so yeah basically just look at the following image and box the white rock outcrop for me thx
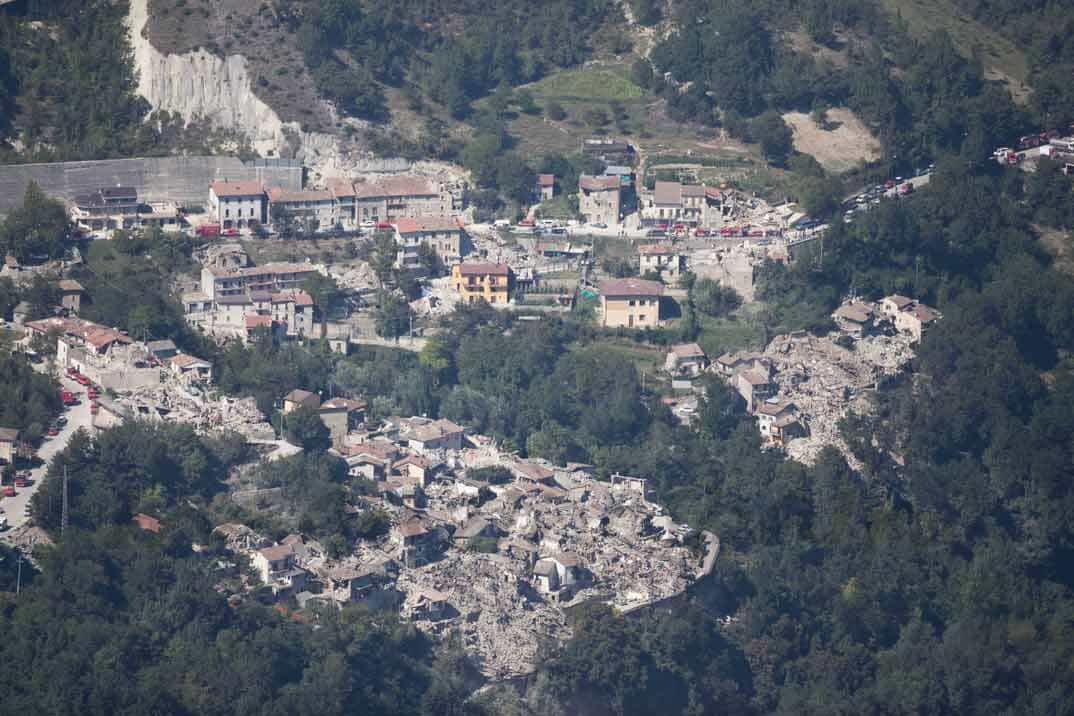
[125,0,344,170]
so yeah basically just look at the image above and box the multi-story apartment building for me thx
[326,177,357,229]
[353,175,455,225]
[200,261,318,300]
[638,181,728,227]
[451,263,513,305]
[599,278,664,328]
[267,187,338,231]
[392,216,469,269]
[209,181,266,229]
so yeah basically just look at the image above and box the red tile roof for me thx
[211,181,264,198]
[537,173,555,187]
[600,278,664,298]
[169,353,210,369]
[25,317,132,350]
[244,315,274,330]
[133,513,162,533]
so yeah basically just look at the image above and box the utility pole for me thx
[15,554,22,595]
[61,465,69,535]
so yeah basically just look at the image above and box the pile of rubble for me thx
[764,331,916,465]
[117,381,274,441]
[367,472,698,679]
[329,262,379,292]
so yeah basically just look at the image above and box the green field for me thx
[527,67,645,102]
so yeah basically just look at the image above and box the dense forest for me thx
[646,0,1044,172]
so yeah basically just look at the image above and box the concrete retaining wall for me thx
[0,156,302,214]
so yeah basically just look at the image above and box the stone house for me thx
[833,302,875,336]
[578,175,622,225]
[0,427,18,464]
[664,342,708,376]
[638,243,686,282]
[318,398,365,444]
[735,367,775,413]
[536,174,555,202]
[282,388,320,414]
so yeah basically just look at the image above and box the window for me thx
[225,208,230,218]
[628,299,636,306]
[639,314,647,321]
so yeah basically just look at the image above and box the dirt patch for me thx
[785,30,851,69]
[783,108,881,173]
[1036,224,1074,276]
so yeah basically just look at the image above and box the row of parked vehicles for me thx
[645,223,784,239]
[0,368,91,519]
[65,367,100,417]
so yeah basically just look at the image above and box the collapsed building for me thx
[210,412,716,681]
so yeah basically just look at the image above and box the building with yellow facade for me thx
[452,263,514,305]
[599,278,664,328]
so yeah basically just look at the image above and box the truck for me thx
[196,224,220,237]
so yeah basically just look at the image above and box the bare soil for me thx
[1036,224,1074,276]
[783,108,882,174]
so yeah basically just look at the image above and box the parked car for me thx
[591,222,607,229]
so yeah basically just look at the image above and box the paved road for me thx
[1,374,94,530]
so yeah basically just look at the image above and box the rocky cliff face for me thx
[126,0,344,173]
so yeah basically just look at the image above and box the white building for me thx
[209,181,266,229]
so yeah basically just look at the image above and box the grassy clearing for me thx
[527,67,645,102]
[586,339,667,376]
[696,315,767,358]
[535,195,579,220]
